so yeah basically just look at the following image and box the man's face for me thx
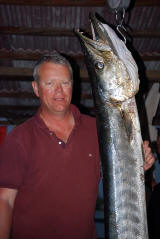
[32,62,73,115]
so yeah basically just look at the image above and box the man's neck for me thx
[40,108,72,124]
[40,108,75,142]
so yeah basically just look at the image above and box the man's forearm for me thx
[0,199,13,239]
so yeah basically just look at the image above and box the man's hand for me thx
[143,140,155,171]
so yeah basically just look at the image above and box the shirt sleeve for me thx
[0,134,27,189]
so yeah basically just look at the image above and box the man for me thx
[0,53,155,239]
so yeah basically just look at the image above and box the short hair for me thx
[33,52,73,83]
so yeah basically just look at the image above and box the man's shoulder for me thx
[7,115,37,140]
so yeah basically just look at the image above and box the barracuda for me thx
[75,14,148,239]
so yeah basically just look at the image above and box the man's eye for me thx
[46,82,52,86]
[62,81,70,86]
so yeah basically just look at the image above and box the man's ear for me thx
[32,81,39,98]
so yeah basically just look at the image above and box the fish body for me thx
[76,15,148,239]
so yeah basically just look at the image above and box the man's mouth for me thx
[54,98,64,101]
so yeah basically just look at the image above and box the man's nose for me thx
[55,83,63,92]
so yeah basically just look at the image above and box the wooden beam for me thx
[0,49,84,61]
[130,30,160,38]
[0,67,159,81]
[0,49,160,62]
[0,26,160,38]
[0,27,75,37]
[0,67,33,77]
[0,92,36,98]
[146,70,160,81]
[135,0,160,6]
[141,55,160,61]
[0,76,33,81]
[0,0,159,6]
[0,0,104,6]
[0,49,48,61]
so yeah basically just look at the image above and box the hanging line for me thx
[115,7,127,44]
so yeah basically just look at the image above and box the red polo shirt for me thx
[0,104,100,239]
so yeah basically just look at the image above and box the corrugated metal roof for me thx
[0,5,159,55]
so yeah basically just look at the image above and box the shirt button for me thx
[49,132,53,135]
[59,141,62,145]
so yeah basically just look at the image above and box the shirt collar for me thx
[34,104,81,130]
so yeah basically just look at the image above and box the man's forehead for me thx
[40,61,68,68]
[38,62,71,74]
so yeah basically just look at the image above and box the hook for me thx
[117,24,127,44]
[115,8,127,44]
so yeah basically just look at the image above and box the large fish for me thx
[75,14,148,239]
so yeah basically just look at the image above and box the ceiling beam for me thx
[0,92,36,98]
[0,67,33,77]
[141,55,160,61]
[0,0,159,6]
[0,49,84,61]
[0,27,75,37]
[0,105,38,111]
[0,67,159,82]
[131,30,160,38]
[0,49,160,62]
[146,70,160,81]
[0,27,160,38]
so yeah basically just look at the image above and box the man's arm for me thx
[0,188,18,239]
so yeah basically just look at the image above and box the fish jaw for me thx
[75,15,139,103]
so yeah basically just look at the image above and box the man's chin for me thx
[51,104,70,114]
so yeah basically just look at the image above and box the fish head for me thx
[75,14,139,103]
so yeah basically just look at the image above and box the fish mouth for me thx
[75,14,112,54]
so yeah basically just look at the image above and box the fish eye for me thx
[95,61,104,70]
